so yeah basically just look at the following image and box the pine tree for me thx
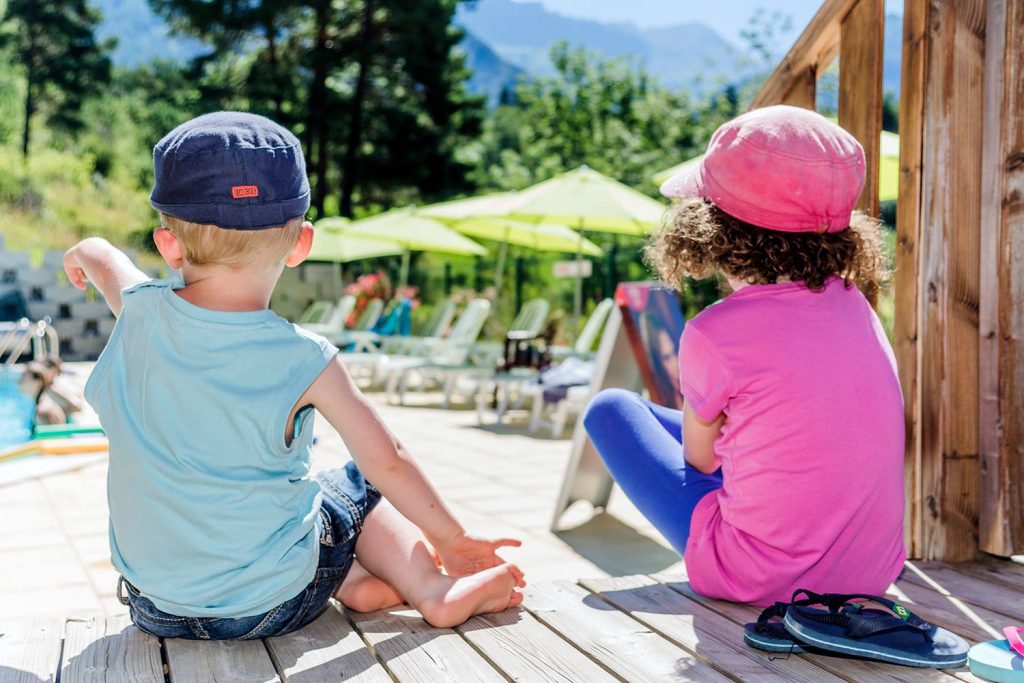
[0,0,113,158]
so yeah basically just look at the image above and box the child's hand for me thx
[62,245,90,290]
[435,533,522,577]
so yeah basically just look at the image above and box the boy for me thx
[64,112,524,639]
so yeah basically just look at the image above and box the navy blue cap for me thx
[150,111,311,230]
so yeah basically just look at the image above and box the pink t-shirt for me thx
[679,277,906,606]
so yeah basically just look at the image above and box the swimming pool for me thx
[0,367,35,449]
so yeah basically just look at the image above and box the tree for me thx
[470,43,732,193]
[0,0,113,158]
[150,0,483,218]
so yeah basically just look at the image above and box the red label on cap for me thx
[231,185,259,199]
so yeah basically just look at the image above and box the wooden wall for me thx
[979,0,1024,557]
[897,0,1024,560]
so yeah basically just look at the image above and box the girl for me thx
[584,105,905,606]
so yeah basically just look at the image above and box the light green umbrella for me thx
[654,129,901,202]
[342,208,488,287]
[310,217,405,263]
[463,166,667,335]
[422,194,603,294]
[309,217,405,297]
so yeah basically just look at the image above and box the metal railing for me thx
[0,318,59,366]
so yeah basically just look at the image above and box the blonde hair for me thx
[160,214,303,268]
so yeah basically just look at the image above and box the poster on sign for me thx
[551,282,687,529]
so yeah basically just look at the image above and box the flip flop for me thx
[783,590,970,669]
[744,602,806,653]
[968,627,1024,682]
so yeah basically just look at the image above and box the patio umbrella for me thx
[341,208,488,287]
[422,194,603,294]
[653,129,901,202]
[309,217,405,297]
[460,166,666,334]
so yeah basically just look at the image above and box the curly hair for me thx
[645,200,889,298]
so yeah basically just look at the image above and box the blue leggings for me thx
[582,388,723,554]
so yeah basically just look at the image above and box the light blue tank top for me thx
[84,279,337,617]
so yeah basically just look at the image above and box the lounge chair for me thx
[338,298,458,384]
[298,295,356,337]
[334,298,384,348]
[379,299,492,405]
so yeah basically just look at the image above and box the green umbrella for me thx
[309,217,405,263]
[422,194,604,294]
[653,129,901,202]
[342,208,488,287]
[462,166,666,335]
[309,217,405,298]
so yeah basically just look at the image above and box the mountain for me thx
[458,32,524,103]
[456,0,744,90]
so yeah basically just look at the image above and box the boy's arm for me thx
[303,357,520,575]
[63,238,149,317]
[682,402,725,474]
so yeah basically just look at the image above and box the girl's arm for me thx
[683,403,725,474]
[303,357,520,575]
[63,238,149,317]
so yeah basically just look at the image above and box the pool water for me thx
[0,367,35,449]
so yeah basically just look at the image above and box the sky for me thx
[511,0,904,42]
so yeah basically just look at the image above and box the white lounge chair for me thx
[299,295,356,337]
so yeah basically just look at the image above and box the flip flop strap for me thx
[789,591,936,643]
[1005,626,1024,657]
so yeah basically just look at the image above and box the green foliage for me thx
[469,43,738,195]
[0,0,113,156]
[150,0,484,218]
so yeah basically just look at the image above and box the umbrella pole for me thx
[493,238,509,302]
[333,262,342,299]
[398,250,411,289]
[572,227,584,341]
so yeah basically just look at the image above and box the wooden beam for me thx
[916,0,986,561]
[780,66,818,110]
[838,0,885,216]
[895,0,927,558]
[749,0,858,110]
[979,0,1024,557]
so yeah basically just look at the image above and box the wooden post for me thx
[978,0,1024,557]
[838,0,884,216]
[895,0,927,560]
[915,0,986,560]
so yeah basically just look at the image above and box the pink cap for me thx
[660,105,866,233]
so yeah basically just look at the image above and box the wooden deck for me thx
[3,559,1021,682]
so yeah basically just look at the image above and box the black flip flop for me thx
[783,590,970,669]
[744,602,807,653]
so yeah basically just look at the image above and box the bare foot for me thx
[336,562,405,613]
[417,563,525,629]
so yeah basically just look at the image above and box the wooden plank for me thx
[838,0,885,216]
[978,0,1024,557]
[264,605,390,683]
[654,575,964,683]
[894,0,928,559]
[61,615,163,683]
[522,580,732,682]
[749,0,857,109]
[901,561,1024,622]
[886,575,1003,644]
[165,638,281,683]
[933,559,1024,591]
[0,620,63,683]
[580,575,842,683]
[780,67,818,110]
[455,606,619,683]
[349,607,505,683]
[916,0,986,561]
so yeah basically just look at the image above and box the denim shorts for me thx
[121,462,381,640]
